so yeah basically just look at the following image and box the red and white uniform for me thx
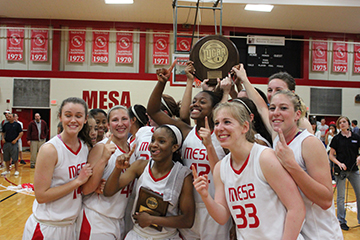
[126,126,155,235]
[23,135,89,240]
[78,137,135,240]
[129,126,155,161]
[221,143,302,240]
[125,160,185,240]
[273,130,343,240]
[179,127,231,240]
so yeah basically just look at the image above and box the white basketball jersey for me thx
[32,135,89,223]
[273,130,343,240]
[132,160,181,238]
[254,133,271,147]
[181,126,226,203]
[129,126,155,161]
[83,137,135,219]
[221,143,287,239]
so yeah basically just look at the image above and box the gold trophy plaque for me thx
[190,35,239,85]
[135,186,169,231]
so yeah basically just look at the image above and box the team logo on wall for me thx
[95,36,107,48]
[71,36,84,48]
[10,33,21,46]
[34,34,46,47]
[155,38,167,51]
[315,46,326,58]
[119,37,130,49]
[356,49,360,59]
[334,46,346,59]
[178,39,190,51]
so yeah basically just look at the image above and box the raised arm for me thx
[260,148,305,240]
[198,117,220,173]
[193,163,231,225]
[276,129,333,210]
[179,61,195,125]
[103,146,147,196]
[325,131,330,146]
[220,75,233,103]
[34,144,92,204]
[234,74,243,93]
[232,64,274,138]
[82,137,116,195]
[147,60,192,137]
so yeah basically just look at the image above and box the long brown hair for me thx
[58,97,92,147]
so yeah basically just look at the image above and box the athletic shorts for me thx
[76,206,125,240]
[22,214,76,240]
[179,204,232,240]
[3,142,18,162]
[125,228,182,240]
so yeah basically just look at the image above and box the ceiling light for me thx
[245,4,274,12]
[105,0,134,4]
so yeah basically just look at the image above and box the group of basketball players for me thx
[21,60,348,240]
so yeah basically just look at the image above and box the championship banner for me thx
[92,30,109,63]
[68,29,86,62]
[6,26,24,61]
[332,42,347,73]
[30,28,48,62]
[354,44,360,73]
[116,32,133,64]
[312,40,328,71]
[176,36,191,52]
[153,33,170,65]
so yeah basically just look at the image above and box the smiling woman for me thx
[89,108,108,143]
[78,105,133,240]
[269,91,343,239]
[329,116,360,231]
[103,125,195,240]
[146,62,230,240]
[22,97,92,240]
[193,101,305,239]
[87,115,98,146]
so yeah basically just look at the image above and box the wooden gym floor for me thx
[0,151,359,240]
